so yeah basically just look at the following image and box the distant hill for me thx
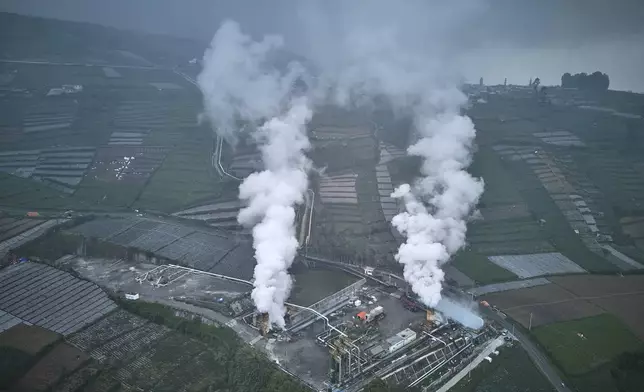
[0,12,203,67]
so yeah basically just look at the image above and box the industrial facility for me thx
[242,272,504,392]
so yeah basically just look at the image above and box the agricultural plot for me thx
[309,106,377,172]
[13,342,89,392]
[0,217,46,242]
[23,97,77,134]
[229,144,262,178]
[135,129,229,212]
[0,219,69,258]
[533,314,643,375]
[0,146,96,194]
[451,251,518,285]
[494,149,615,272]
[465,147,553,259]
[67,309,148,352]
[0,324,60,355]
[0,262,116,335]
[620,217,644,252]
[467,218,554,255]
[488,252,586,278]
[113,100,196,130]
[600,244,644,270]
[533,130,585,147]
[75,145,169,207]
[317,172,363,236]
[492,145,608,255]
[376,142,404,228]
[0,310,24,333]
[468,277,551,296]
[114,333,203,390]
[92,146,168,182]
[51,363,100,392]
[483,283,605,328]
[90,321,171,363]
[483,274,644,339]
[442,265,474,287]
[549,275,644,340]
[68,217,256,280]
[107,129,150,146]
[172,200,242,230]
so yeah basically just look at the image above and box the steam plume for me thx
[198,20,304,144]
[198,20,311,328]
[435,297,484,330]
[391,111,484,309]
[296,2,485,326]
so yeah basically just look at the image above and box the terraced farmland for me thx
[0,217,69,258]
[229,145,262,178]
[309,106,378,172]
[68,217,255,280]
[172,200,242,230]
[0,146,96,194]
[23,97,77,134]
[0,262,116,335]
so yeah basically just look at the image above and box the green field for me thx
[134,130,236,212]
[450,346,554,392]
[452,250,517,285]
[0,346,33,389]
[533,314,643,375]
[505,155,616,273]
[470,147,524,207]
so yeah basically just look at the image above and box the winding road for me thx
[482,307,571,392]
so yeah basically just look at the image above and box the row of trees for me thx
[561,71,610,91]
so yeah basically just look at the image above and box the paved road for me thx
[483,308,571,392]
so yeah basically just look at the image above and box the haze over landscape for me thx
[1,1,644,392]
[3,0,644,92]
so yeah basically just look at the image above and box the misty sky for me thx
[2,0,644,92]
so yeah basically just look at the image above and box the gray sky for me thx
[2,0,644,91]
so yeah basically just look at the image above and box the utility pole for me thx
[529,312,533,331]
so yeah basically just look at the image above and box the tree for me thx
[561,72,572,87]
[561,71,609,90]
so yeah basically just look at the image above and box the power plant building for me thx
[385,328,417,354]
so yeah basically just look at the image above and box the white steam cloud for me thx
[435,297,484,330]
[198,21,311,328]
[296,2,485,327]
[197,3,486,329]
[198,20,304,144]
[391,111,484,309]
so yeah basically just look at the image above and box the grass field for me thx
[450,346,554,392]
[533,314,643,375]
[452,250,518,285]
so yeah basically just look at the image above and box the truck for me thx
[365,306,385,323]
[357,306,386,324]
